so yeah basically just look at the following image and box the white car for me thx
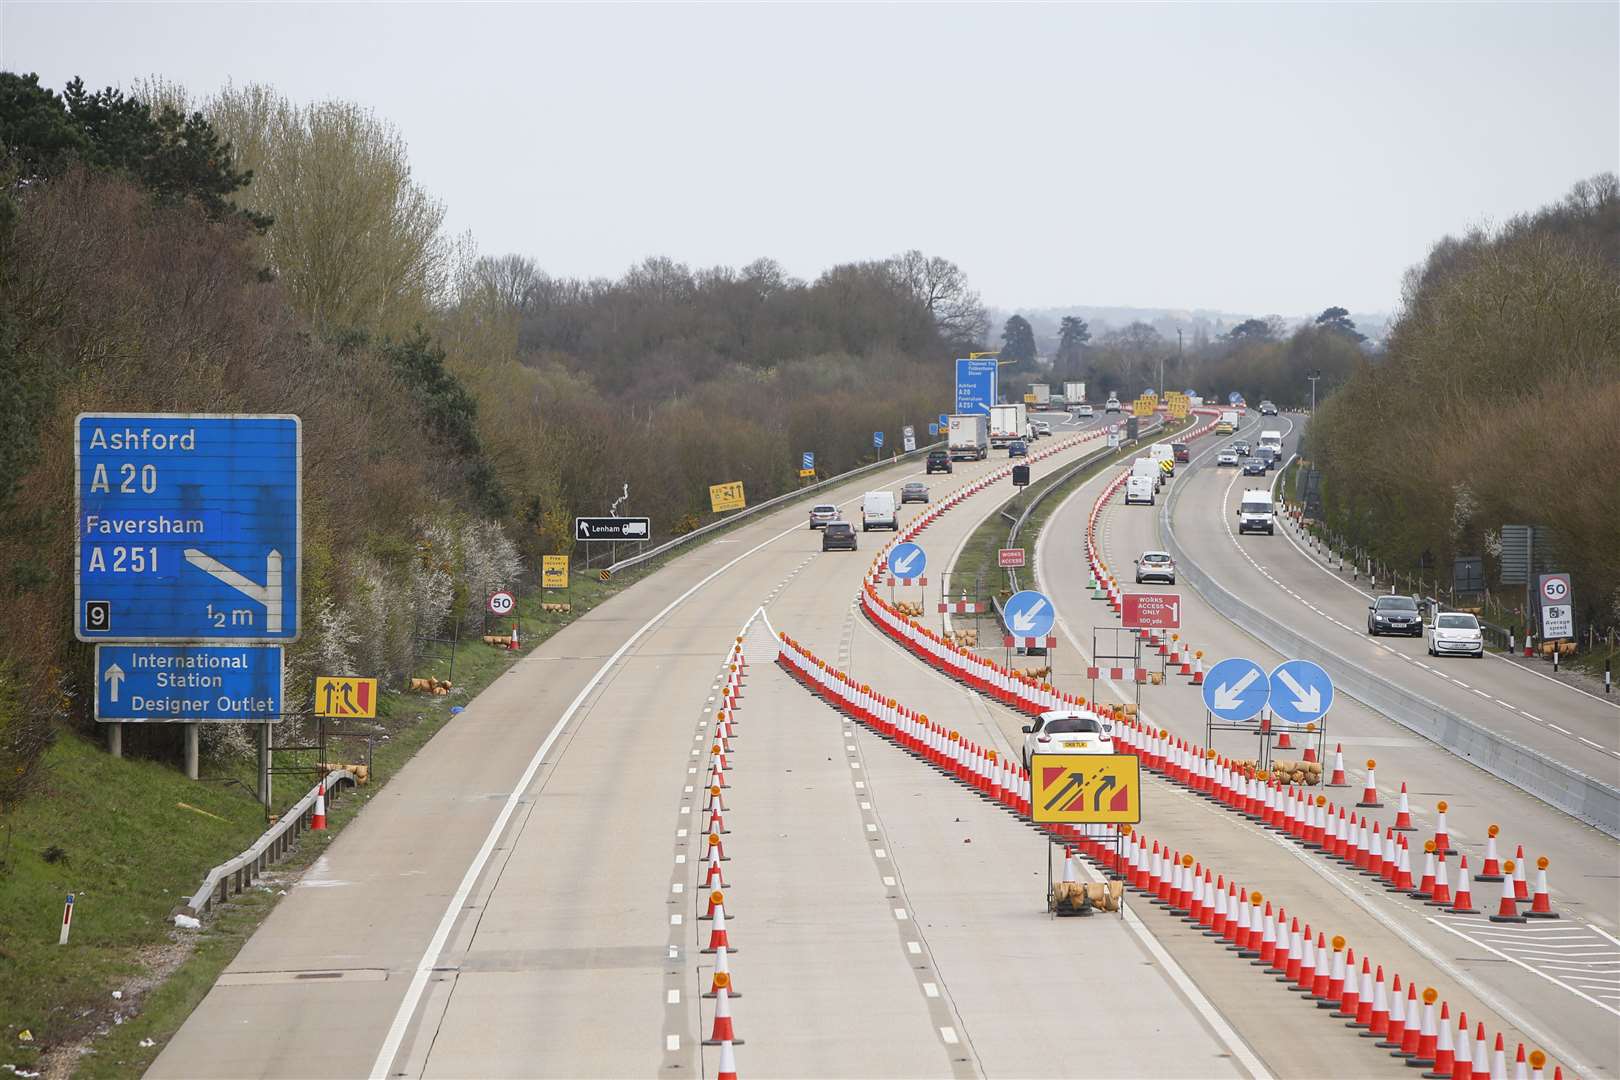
[1105,397,1121,414]
[1031,420,1052,438]
[1427,612,1485,658]
[1075,404,1094,418]
[1217,451,1239,467]
[808,504,838,529]
[1022,710,1115,770]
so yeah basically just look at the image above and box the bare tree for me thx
[890,250,989,349]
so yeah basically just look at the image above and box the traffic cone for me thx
[1528,1050,1547,1080]
[1470,1024,1488,1080]
[1378,975,1409,1049]
[1478,826,1504,881]
[311,780,327,830]
[707,832,729,862]
[1425,1001,1456,1078]
[701,905,736,953]
[1303,743,1318,764]
[715,1038,738,1080]
[1398,984,1425,1058]
[1279,917,1303,982]
[704,783,728,813]
[1511,847,1529,901]
[1490,1034,1507,1080]
[1428,854,1453,907]
[1276,729,1294,750]
[1315,937,1345,1004]
[1255,902,1278,964]
[1512,1044,1529,1080]
[703,986,744,1045]
[703,844,729,889]
[1361,966,1390,1038]
[1295,930,1319,994]
[508,621,519,651]
[1452,857,1477,914]
[1343,955,1372,1024]
[1452,1013,1473,1080]
[707,808,729,835]
[1328,744,1349,786]
[1489,861,1526,923]
[1433,801,1453,855]
[1409,989,1439,1066]
[1382,827,1401,883]
[1526,858,1559,918]
[704,947,740,998]
[1192,656,1204,685]
[1394,782,1416,830]
[702,889,730,921]
[1358,759,1383,807]
[1330,947,1358,1015]
[1411,842,1438,899]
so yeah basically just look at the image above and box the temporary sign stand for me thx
[1090,626,1145,711]
[1032,753,1141,919]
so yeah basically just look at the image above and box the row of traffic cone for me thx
[700,641,746,1078]
[772,630,1561,1080]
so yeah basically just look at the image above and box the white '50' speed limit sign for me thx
[488,591,515,615]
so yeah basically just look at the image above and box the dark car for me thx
[1008,439,1028,457]
[821,522,857,552]
[1172,443,1190,463]
[1242,459,1266,476]
[1256,446,1278,470]
[926,449,952,474]
[1368,594,1422,636]
[900,481,930,504]
[1232,440,1251,456]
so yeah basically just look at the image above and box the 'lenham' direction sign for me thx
[574,517,651,541]
[94,644,283,723]
[76,414,301,642]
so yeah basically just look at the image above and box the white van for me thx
[1131,457,1162,490]
[1259,430,1283,454]
[861,490,898,532]
[1237,488,1275,535]
[1125,475,1156,505]
[1150,443,1175,476]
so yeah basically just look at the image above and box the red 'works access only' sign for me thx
[998,548,1026,568]
[1122,592,1180,629]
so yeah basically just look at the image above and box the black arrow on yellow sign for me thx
[1043,771,1087,813]
[1093,773,1117,812]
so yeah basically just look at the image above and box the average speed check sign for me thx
[1539,573,1573,639]
[488,591,515,616]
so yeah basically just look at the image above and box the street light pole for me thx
[1307,369,1321,414]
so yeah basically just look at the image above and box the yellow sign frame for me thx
[541,554,569,589]
[1030,753,1142,824]
[315,676,378,719]
[709,481,746,513]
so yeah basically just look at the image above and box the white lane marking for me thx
[667,989,680,1004]
[1429,919,1620,1021]
[923,982,940,998]
[666,1034,680,1051]
[940,1027,960,1045]
[1580,737,1604,749]
[907,941,923,954]
[670,914,682,925]
[366,453,968,1079]
[894,908,909,921]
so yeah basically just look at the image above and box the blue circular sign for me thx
[1267,660,1334,725]
[1201,657,1269,722]
[887,543,927,579]
[1003,590,1055,639]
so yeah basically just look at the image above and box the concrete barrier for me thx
[1159,461,1620,838]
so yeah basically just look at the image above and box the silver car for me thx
[808,503,838,529]
[900,482,929,505]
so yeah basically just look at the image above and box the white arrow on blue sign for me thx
[802,451,814,471]
[1202,657,1269,721]
[1267,660,1334,725]
[874,431,885,449]
[887,542,927,579]
[1003,590,1054,638]
[95,644,283,722]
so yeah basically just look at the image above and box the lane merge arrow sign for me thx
[887,542,927,579]
[1267,659,1334,725]
[1201,656,1269,722]
[1003,590,1055,638]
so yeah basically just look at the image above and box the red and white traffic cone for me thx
[1276,729,1294,751]
[715,1038,739,1080]
[1393,782,1416,830]
[704,947,739,998]
[1425,1001,1456,1079]
[1361,966,1390,1038]
[1340,955,1371,1023]
[1428,854,1453,908]
[1526,858,1559,918]
[1377,974,1407,1049]
[1490,1034,1507,1080]
[1470,1024,1489,1080]
[1512,1044,1530,1080]
[1433,801,1453,855]
[1330,946,1358,1015]
[1358,759,1383,807]
[703,986,744,1045]
[1409,989,1440,1067]
[1478,825,1504,881]
[1310,934,1336,1001]
[1399,984,1427,1059]
[702,844,729,889]
[702,905,737,953]
[1452,1014,1473,1080]
[1192,656,1205,685]
[1489,862,1527,923]
[1528,1049,1547,1080]
[1512,846,1530,902]
[702,889,730,921]
[704,783,728,813]
[1411,842,1438,899]
[707,808,729,835]
[1452,857,1477,914]
[509,621,519,651]
[311,780,327,830]
[1327,744,1349,786]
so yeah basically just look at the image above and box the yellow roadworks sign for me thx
[541,554,569,588]
[709,481,746,513]
[798,468,816,479]
[315,676,377,718]
[1030,753,1141,824]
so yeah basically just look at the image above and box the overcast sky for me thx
[4,2,1615,315]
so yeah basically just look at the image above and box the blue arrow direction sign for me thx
[1268,659,1335,725]
[955,359,998,416]
[874,431,885,449]
[888,542,927,579]
[928,422,940,437]
[801,451,815,471]
[76,414,301,642]
[1202,657,1269,721]
[95,644,284,722]
[1003,590,1055,638]
[938,413,949,428]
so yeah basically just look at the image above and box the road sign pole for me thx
[257,722,272,810]
[107,721,122,759]
[184,723,199,780]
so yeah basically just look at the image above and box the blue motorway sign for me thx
[874,431,885,449]
[1228,392,1243,405]
[928,422,939,437]
[95,644,284,722]
[955,359,998,416]
[1003,590,1054,638]
[938,413,949,428]
[76,414,301,642]
[1268,660,1334,725]
[888,542,927,579]
[1202,657,1269,722]
[802,451,815,471]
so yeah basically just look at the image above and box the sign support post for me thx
[184,724,199,780]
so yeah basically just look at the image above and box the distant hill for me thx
[988,304,1391,353]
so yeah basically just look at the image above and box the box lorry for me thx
[1031,384,1051,407]
[1064,382,1087,410]
[989,403,1028,448]
[947,414,989,461]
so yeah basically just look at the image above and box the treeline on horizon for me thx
[0,73,988,791]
